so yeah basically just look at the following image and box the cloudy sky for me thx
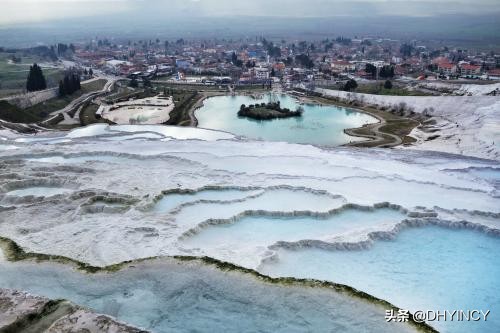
[1,0,499,25]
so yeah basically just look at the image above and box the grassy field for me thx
[356,84,431,96]
[22,79,107,120]
[0,52,65,97]
[21,92,82,120]
[166,89,201,126]
[81,79,107,93]
[0,101,39,123]
[80,103,108,126]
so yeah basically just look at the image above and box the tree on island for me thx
[343,79,358,91]
[384,80,393,89]
[26,63,47,92]
[238,101,303,120]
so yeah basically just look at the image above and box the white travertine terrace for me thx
[0,125,499,333]
[0,125,498,267]
[316,88,500,160]
[98,96,176,125]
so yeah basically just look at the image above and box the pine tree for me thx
[63,75,71,95]
[59,72,82,96]
[26,63,47,92]
[59,80,66,97]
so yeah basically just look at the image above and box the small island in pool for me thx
[238,101,304,120]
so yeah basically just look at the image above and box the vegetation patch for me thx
[163,88,201,126]
[0,79,107,123]
[0,101,39,123]
[238,101,303,120]
[307,94,422,148]
[0,51,64,97]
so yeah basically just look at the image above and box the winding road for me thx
[42,75,117,126]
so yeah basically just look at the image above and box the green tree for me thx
[58,80,66,97]
[343,79,358,91]
[295,54,314,69]
[384,80,393,89]
[231,52,238,65]
[365,63,377,78]
[379,65,395,79]
[59,73,81,96]
[26,63,47,92]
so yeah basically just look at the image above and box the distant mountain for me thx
[1,14,499,48]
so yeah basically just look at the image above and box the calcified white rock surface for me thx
[1,125,499,332]
[415,81,500,96]
[316,88,500,160]
[0,289,146,332]
[0,125,499,268]
[99,96,175,125]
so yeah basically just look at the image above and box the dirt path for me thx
[307,95,419,148]
[41,76,117,126]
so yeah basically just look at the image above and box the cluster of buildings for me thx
[72,37,500,85]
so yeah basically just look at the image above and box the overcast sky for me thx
[1,0,499,25]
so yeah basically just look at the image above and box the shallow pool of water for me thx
[182,208,405,255]
[195,94,377,146]
[172,189,346,229]
[6,187,72,197]
[259,226,500,333]
[153,189,262,213]
[27,155,130,164]
[0,258,414,333]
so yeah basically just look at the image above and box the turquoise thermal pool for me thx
[195,94,377,146]
[259,225,500,333]
[0,257,416,333]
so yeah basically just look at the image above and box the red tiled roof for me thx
[438,63,455,69]
[332,60,351,66]
[460,64,480,70]
[487,69,500,75]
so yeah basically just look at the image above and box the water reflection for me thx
[196,94,376,146]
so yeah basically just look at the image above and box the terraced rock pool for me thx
[195,94,377,146]
[1,125,499,333]
[6,187,73,197]
[0,257,417,333]
[260,225,500,333]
